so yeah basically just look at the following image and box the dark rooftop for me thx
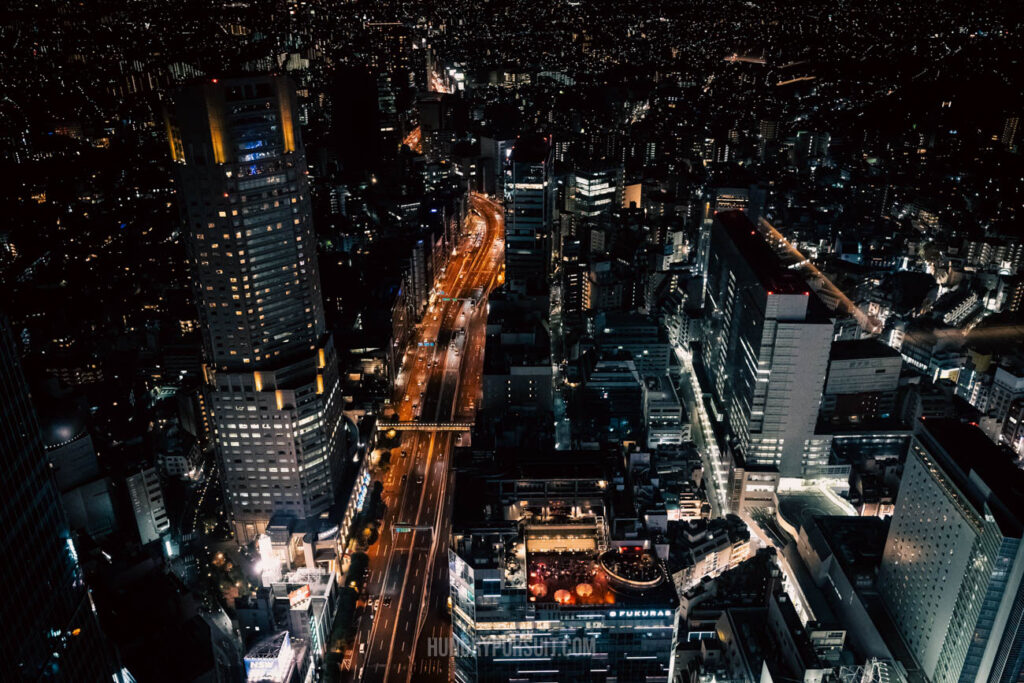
[829,338,901,361]
[715,210,810,296]
[807,516,888,581]
[917,419,1024,536]
[511,133,551,164]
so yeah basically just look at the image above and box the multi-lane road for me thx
[350,193,504,682]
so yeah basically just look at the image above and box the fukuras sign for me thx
[607,609,674,618]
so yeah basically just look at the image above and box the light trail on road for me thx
[429,68,452,94]
[757,218,1024,347]
[758,217,882,334]
[350,193,504,682]
[402,125,422,154]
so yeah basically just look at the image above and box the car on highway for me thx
[415,472,424,485]
[359,642,365,654]
[401,474,407,484]
[401,450,408,458]
[383,597,391,606]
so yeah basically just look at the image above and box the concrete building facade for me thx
[168,76,345,540]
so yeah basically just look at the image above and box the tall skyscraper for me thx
[504,134,555,294]
[564,164,621,259]
[694,187,749,289]
[701,211,832,480]
[167,76,344,541]
[480,135,515,196]
[0,316,112,681]
[878,419,1024,683]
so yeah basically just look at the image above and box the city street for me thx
[350,193,504,682]
[675,345,728,518]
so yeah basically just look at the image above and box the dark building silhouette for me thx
[0,315,113,681]
[331,66,382,181]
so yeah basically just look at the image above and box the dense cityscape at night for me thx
[1,0,1023,682]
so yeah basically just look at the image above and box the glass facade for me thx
[0,317,112,681]
[504,136,554,293]
[880,427,1024,683]
[959,538,1020,682]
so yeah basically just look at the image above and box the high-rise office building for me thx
[583,358,645,439]
[480,135,516,196]
[694,187,749,292]
[594,311,670,379]
[167,76,344,541]
[702,211,833,480]
[504,134,555,294]
[820,339,902,425]
[563,165,620,266]
[1001,398,1024,457]
[569,165,621,225]
[560,241,588,326]
[0,316,112,681]
[878,419,1024,683]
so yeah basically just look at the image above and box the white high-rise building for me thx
[702,211,833,481]
[168,76,344,540]
[878,419,1024,683]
